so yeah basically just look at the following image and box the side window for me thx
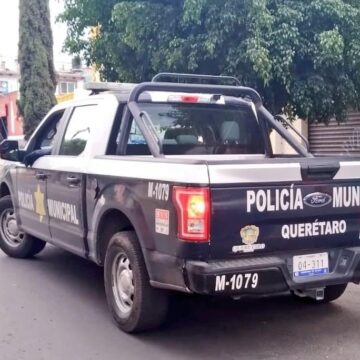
[128,121,146,145]
[125,120,151,156]
[35,110,65,151]
[59,105,96,156]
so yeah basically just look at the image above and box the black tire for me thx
[104,231,169,333]
[294,283,348,304]
[0,195,46,258]
[320,284,348,303]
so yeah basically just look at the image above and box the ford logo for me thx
[303,192,332,208]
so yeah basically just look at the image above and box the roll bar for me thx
[120,78,311,159]
[128,82,263,106]
[152,72,241,87]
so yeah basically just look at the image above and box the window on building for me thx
[0,81,8,95]
[68,82,76,93]
[59,81,77,94]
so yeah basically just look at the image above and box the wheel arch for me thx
[0,165,17,201]
[0,182,11,198]
[95,208,136,265]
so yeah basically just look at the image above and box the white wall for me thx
[270,118,308,155]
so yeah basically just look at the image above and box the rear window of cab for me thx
[128,103,265,155]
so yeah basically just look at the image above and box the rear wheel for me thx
[294,284,348,304]
[0,195,46,258]
[320,284,348,303]
[104,231,169,333]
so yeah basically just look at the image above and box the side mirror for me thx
[0,139,19,154]
[0,140,20,161]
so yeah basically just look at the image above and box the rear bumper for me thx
[184,248,360,295]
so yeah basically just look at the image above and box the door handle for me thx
[36,172,47,181]
[66,176,81,186]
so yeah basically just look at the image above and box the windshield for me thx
[131,103,265,155]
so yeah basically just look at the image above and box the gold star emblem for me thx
[34,185,46,222]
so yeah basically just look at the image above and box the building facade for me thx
[0,61,91,137]
[0,69,19,95]
[0,91,22,138]
[309,113,360,156]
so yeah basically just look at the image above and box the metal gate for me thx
[309,111,360,156]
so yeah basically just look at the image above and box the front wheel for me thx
[0,195,46,258]
[104,231,169,333]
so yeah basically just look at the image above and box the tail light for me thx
[173,186,210,242]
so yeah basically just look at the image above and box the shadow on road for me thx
[3,246,359,360]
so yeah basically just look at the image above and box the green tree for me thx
[18,0,57,139]
[60,0,360,122]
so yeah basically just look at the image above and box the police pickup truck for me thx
[0,73,359,333]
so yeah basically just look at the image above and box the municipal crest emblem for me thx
[240,225,259,245]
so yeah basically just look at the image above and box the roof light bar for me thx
[84,82,136,94]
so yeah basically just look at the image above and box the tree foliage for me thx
[19,0,57,139]
[60,0,360,122]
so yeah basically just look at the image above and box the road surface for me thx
[0,246,359,360]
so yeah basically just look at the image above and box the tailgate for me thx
[209,160,360,258]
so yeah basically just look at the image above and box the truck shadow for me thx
[12,246,360,360]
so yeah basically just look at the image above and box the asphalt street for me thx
[1,245,360,360]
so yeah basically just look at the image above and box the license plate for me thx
[293,252,329,278]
